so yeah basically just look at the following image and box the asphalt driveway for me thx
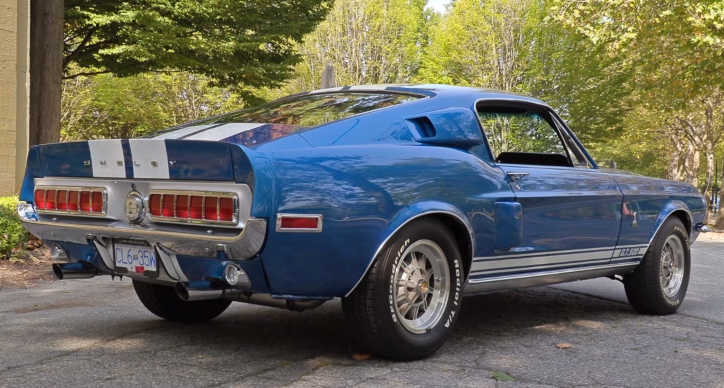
[1,238,723,388]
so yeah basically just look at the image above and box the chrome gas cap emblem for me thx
[125,192,145,223]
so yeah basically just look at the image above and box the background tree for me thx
[30,0,332,146]
[261,0,429,98]
[551,0,724,221]
[61,72,246,140]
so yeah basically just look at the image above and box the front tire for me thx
[623,217,690,315]
[133,280,231,323]
[342,219,464,361]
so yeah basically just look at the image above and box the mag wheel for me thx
[623,218,690,315]
[133,280,231,323]
[343,219,463,361]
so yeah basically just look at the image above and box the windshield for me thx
[150,92,422,147]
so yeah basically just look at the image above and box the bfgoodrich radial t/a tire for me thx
[623,217,690,315]
[133,280,231,323]
[342,219,464,361]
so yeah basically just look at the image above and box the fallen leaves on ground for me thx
[351,352,371,361]
[491,371,515,381]
[556,342,573,349]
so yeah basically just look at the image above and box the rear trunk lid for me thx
[36,139,237,181]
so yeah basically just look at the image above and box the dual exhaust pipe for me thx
[175,282,326,311]
[52,262,98,280]
[52,263,325,312]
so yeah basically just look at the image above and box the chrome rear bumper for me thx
[18,205,267,260]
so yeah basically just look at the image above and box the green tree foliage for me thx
[416,0,633,148]
[262,0,429,98]
[63,0,333,89]
[550,0,724,206]
[61,73,246,140]
[417,0,540,90]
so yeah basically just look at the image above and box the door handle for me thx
[506,172,530,182]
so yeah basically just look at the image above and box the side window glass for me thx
[478,106,572,167]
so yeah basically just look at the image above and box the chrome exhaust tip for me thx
[175,282,224,302]
[52,262,98,280]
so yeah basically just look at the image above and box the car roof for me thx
[299,84,551,108]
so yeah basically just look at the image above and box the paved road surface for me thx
[1,239,722,387]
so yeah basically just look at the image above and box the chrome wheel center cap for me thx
[419,280,429,294]
[125,192,145,223]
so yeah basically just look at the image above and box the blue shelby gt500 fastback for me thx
[18,85,707,360]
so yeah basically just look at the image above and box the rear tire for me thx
[342,219,464,361]
[623,218,690,315]
[132,280,231,323]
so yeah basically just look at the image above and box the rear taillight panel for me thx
[148,190,239,225]
[33,186,107,216]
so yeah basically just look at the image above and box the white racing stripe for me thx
[129,139,169,179]
[88,140,126,178]
[183,123,265,141]
[471,249,615,274]
[152,125,215,140]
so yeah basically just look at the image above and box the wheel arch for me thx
[649,201,693,246]
[344,203,475,298]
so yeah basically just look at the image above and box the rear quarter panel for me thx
[255,145,514,297]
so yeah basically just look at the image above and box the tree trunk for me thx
[701,148,714,199]
[716,160,724,228]
[29,0,64,146]
[720,159,724,215]
[683,143,700,186]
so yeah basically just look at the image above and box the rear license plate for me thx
[114,240,157,275]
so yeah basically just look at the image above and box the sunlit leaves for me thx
[63,1,333,89]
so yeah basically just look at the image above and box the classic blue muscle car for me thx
[18,85,707,360]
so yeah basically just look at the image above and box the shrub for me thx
[0,196,31,260]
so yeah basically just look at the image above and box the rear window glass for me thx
[210,92,421,127]
[149,92,421,147]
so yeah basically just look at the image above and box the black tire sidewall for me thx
[372,220,464,358]
[133,280,231,323]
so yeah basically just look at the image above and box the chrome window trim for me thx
[473,97,597,169]
[34,185,108,217]
[275,213,323,233]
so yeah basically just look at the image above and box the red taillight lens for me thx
[204,197,218,220]
[148,191,237,223]
[68,191,80,211]
[34,187,105,215]
[80,191,91,212]
[189,196,203,219]
[219,197,234,221]
[34,190,46,210]
[280,217,319,230]
[45,190,57,210]
[162,194,175,217]
[149,194,161,216]
[90,192,103,212]
[176,195,189,218]
[56,190,68,210]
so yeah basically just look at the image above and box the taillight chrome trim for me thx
[148,189,239,226]
[34,186,108,217]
